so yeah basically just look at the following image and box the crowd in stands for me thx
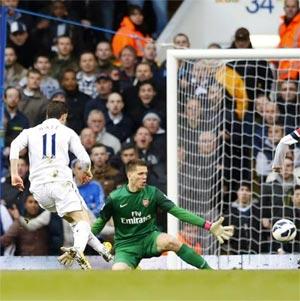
[1,0,299,256]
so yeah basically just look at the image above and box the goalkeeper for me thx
[91,159,234,270]
[272,128,300,172]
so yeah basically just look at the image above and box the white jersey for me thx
[273,128,300,168]
[10,118,91,188]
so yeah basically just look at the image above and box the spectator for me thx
[60,69,90,134]
[87,110,121,154]
[123,61,162,112]
[19,54,59,100]
[80,128,96,154]
[84,73,114,121]
[110,142,139,185]
[90,144,120,196]
[4,46,27,88]
[173,33,191,49]
[19,68,48,127]
[4,86,29,149]
[278,0,300,79]
[0,195,50,255]
[253,101,282,156]
[142,41,160,77]
[39,0,83,54]
[142,111,166,158]
[76,51,98,98]
[1,157,31,214]
[255,125,284,179]
[112,5,149,58]
[95,41,117,74]
[128,0,168,37]
[49,88,66,102]
[2,0,33,28]
[118,46,138,92]
[128,80,165,129]
[50,35,78,80]
[276,80,300,134]
[223,183,260,254]
[7,21,36,68]
[72,159,105,217]
[229,27,274,100]
[105,92,134,143]
[133,126,166,192]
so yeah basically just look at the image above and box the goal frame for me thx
[166,48,300,269]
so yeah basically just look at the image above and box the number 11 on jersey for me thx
[42,133,56,158]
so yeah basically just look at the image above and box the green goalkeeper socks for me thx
[176,244,211,270]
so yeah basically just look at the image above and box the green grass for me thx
[0,270,299,301]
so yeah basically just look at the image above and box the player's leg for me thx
[156,233,211,269]
[53,182,112,262]
[66,209,113,262]
[112,244,141,270]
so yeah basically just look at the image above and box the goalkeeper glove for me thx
[209,216,234,244]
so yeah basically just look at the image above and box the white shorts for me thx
[31,181,87,217]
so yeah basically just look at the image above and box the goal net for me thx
[167,49,300,263]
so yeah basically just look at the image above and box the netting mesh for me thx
[176,57,300,255]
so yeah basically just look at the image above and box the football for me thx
[272,219,297,242]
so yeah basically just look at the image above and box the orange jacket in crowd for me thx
[278,12,300,80]
[112,16,148,58]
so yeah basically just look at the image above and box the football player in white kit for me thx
[10,101,112,269]
[273,128,300,172]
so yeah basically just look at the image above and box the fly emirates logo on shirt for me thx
[121,211,151,225]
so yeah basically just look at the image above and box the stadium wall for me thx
[1,255,298,270]
[157,0,283,61]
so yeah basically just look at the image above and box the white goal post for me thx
[166,48,300,270]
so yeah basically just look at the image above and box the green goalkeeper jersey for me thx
[96,185,175,246]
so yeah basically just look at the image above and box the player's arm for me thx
[91,197,113,235]
[9,130,29,191]
[156,189,234,244]
[272,128,300,172]
[69,130,92,183]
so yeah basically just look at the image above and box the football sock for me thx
[87,232,107,254]
[176,244,211,269]
[72,221,91,253]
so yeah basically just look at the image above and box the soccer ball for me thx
[272,219,297,242]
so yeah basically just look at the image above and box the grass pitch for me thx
[0,270,299,301]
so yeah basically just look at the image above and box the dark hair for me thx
[125,159,147,174]
[239,182,251,190]
[33,54,50,64]
[294,185,300,192]
[139,79,156,90]
[47,101,68,119]
[4,86,21,99]
[27,68,41,77]
[121,142,137,153]
[128,4,143,15]
[91,143,107,152]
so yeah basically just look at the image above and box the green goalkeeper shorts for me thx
[114,231,162,268]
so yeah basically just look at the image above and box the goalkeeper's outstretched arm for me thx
[169,206,234,244]
[272,128,300,172]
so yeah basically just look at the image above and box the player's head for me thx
[125,159,148,190]
[46,101,68,124]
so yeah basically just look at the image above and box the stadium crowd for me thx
[1,0,299,257]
